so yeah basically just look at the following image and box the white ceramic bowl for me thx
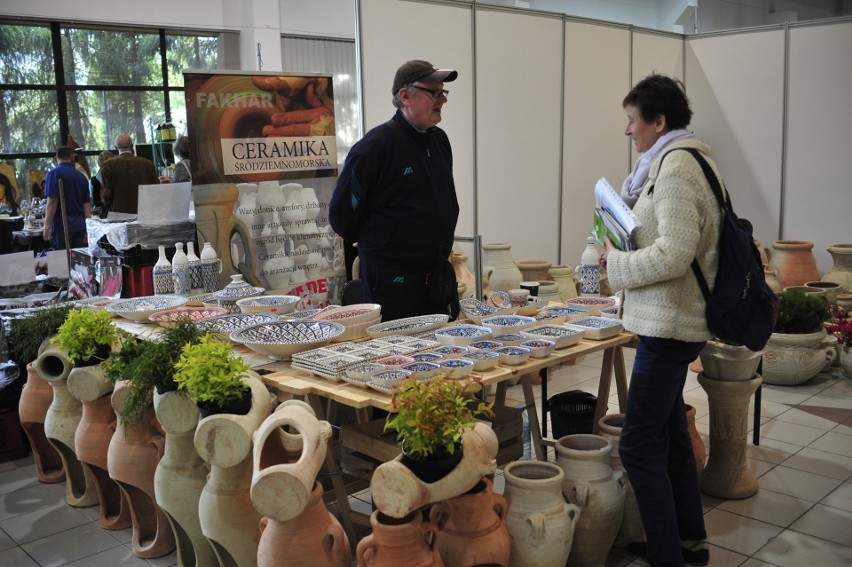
[521,325,585,349]
[148,306,228,327]
[563,296,616,316]
[346,362,386,382]
[106,295,189,322]
[459,298,516,324]
[230,320,346,360]
[376,354,416,367]
[236,294,300,314]
[195,313,278,341]
[315,303,382,325]
[410,352,444,363]
[400,361,441,380]
[496,345,531,366]
[437,358,474,379]
[544,305,591,322]
[520,339,556,358]
[481,314,537,335]
[565,316,624,340]
[370,368,412,388]
[461,350,501,372]
[468,340,503,351]
[432,345,470,359]
[434,324,493,346]
[490,333,527,346]
[333,314,382,343]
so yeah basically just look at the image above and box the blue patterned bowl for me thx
[437,358,474,379]
[106,295,189,322]
[229,320,345,360]
[461,350,500,372]
[434,325,493,346]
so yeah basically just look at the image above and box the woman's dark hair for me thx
[173,135,190,160]
[623,74,692,130]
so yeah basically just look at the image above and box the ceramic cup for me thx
[508,288,531,307]
[519,281,540,297]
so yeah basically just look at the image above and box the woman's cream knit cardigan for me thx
[606,139,723,343]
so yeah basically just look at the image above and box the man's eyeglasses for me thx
[407,84,449,99]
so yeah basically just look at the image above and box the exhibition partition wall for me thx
[357,0,851,273]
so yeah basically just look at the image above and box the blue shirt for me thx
[45,162,90,233]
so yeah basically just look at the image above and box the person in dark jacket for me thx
[329,60,460,321]
[100,133,159,214]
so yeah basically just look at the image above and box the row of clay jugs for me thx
[153,387,217,567]
[482,243,523,293]
[429,477,510,567]
[34,340,98,508]
[67,360,131,531]
[502,460,581,567]
[18,359,64,483]
[823,243,852,292]
[769,240,820,289]
[556,434,626,567]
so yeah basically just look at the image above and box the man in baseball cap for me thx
[392,60,458,95]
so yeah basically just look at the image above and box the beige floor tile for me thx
[19,522,126,566]
[780,446,852,480]
[746,436,803,464]
[758,465,843,502]
[809,430,852,458]
[753,527,852,566]
[740,558,780,567]
[773,406,843,430]
[717,487,813,527]
[803,393,852,410]
[752,399,793,420]
[0,547,40,566]
[788,502,852,546]
[759,419,827,446]
[760,387,812,405]
[821,480,852,512]
[703,543,749,567]
[704,508,784,556]
[832,421,852,437]
[817,377,852,399]
[747,457,776,478]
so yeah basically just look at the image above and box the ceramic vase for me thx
[763,268,783,293]
[685,404,706,473]
[357,510,444,567]
[697,374,762,499]
[698,340,762,382]
[451,251,477,299]
[153,389,217,567]
[186,241,203,296]
[555,434,626,567]
[18,361,64,483]
[549,264,578,300]
[35,342,98,507]
[195,374,274,567]
[108,381,174,558]
[596,414,644,547]
[503,460,581,567]
[762,329,835,385]
[803,280,841,305]
[768,240,820,289]
[537,280,559,304]
[152,245,173,296]
[171,242,190,296]
[823,243,852,292]
[67,364,131,530]
[257,482,350,567]
[429,478,510,567]
[482,243,523,293]
[200,241,223,293]
[515,259,552,284]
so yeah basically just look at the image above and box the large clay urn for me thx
[153,389,217,567]
[762,329,835,386]
[67,363,131,530]
[596,414,644,547]
[108,381,174,558]
[549,264,578,300]
[502,460,581,567]
[697,374,762,499]
[555,434,626,567]
[481,243,523,293]
[515,259,552,284]
[768,240,820,289]
[356,510,444,567]
[35,342,98,507]
[429,478,510,567]
[450,250,477,299]
[18,361,64,483]
[823,243,852,292]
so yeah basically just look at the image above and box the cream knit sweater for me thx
[606,139,723,342]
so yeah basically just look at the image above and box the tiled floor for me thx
[2,349,851,566]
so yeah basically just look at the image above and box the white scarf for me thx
[621,129,695,208]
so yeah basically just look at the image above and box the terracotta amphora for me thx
[430,477,510,567]
[257,481,350,567]
[18,361,64,483]
[357,510,444,567]
[67,363,131,530]
[107,381,174,558]
[769,240,820,289]
[451,250,477,299]
[503,460,581,567]
[596,414,644,548]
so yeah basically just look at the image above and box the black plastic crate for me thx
[549,390,598,439]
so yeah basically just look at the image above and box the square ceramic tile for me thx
[808,431,852,458]
[0,469,39,496]
[0,546,39,566]
[773,407,842,431]
[703,508,784,556]
[817,378,852,399]
[747,458,776,479]
[746,436,804,465]
[0,528,15,552]
[803,393,852,410]
[780,447,852,480]
[740,558,782,567]
[753,528,852,566]
[144,546,178,567]
[700,543,749,567]
[0,501,90,545]
[759,387,811,406]
[717,487,813,527]
[752,399,793,420]
[821,481,852,512]
[788,503,852,546]
[758,419,827,447]
[830,420,852,437]
[20,522,126,566]
[0,482,65,521]
[757,465,843,502]
[59,543,153,566]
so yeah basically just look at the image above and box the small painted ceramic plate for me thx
[148,306,228,327]
[376,354,416,367]
[345,362,386,382]
[366,314,450,338]
[434,324,493,346]
[236,295,300,314]
[468,340,504,351]
[195,313,278,340]
[564,296,616,315]
[315,303,382,325]
[74,296,116,311]
[231,320,346,360]
[565,316,624,340]
[106,295,189,322]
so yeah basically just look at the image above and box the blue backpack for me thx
[655,148,779,351]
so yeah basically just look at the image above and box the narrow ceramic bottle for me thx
[200,242,221,293]
[186,241,203,296]
[152,245,173,296]
[171,242,190,296]
[579,237,601,296]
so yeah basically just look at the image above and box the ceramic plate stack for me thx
[565,316,624,340]
[314,303,382,342]
[230,320,345,361]
[366,313,450,338]
[106,295,189,322]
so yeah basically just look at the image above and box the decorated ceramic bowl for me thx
[370,368,412,388]
[366,314,450,338]
[284,308,327,320]
[520,339,556,358]
[461,350,501,372]
[186,291,218,307]
[401,361,441,380]
[345,362,386,383]
[432,345,470,359]
[496,345,531,366]
[565,316,624,340]
[434,324,493,346]
[230,320,346,360]
[148,306,228,327]
[487,291,512,309]
[521,325,585,349]
[236,294,300,314]
[490,333,527,346]
[195,313,278,341]
[437,358,474,379]
[410,352,444,363]
[481,314,537,335]
[599,306,621,319]
[106,295,189,322]
[315,303,382,325]
[544,305,591,322]
[376,354,416,367]
[459,298,516,324]
[468,340,503,351]
[563,296,617,316]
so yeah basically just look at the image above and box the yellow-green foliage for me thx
[53,307,118,363]
[173,335,250,407]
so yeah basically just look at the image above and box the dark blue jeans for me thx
[619,336,707,567]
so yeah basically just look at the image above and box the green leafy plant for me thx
[7,303,74,364]
[173,334,251,408]
[774,288,830,334]
[384,376,494,461]
[52,307,119,364]
[105,320,206,425]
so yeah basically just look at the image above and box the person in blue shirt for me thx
[43,146,92,249]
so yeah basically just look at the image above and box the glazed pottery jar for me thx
[555,434,626,567]
[18,361,64,483]
[503,460,581,567]
[356,510,444,567]
[171,242,190,296]
[482,243,523,293]
[769,240,820,289]
[823,243,852,292]
[152,245,173,295]
[596,414,644,547]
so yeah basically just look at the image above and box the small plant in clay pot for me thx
[7,303,75,364]
[52,307,119,366]
[774,288,830,334]
[173,334,252,416]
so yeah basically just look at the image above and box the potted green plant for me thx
[384,375,493,483]
[53,307,120,366]
[7,303,75,365]
[172,334,252,416]
[762,288,833,385]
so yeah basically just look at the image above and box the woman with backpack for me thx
[599,74,722,567]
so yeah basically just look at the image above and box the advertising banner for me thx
[185,71,346,309]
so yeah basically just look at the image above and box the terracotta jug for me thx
[356,510,444,567]
[764,268,783,292]
[503,460,581,567]
[18,362,64,483]
[549,264,578,300]
[515,259,552,284]
[430,478,510,567]
[450,250,477,299]
[596,414,644,547]
[685,404,706,473]
[769,240,820,289]
[67,364,131,530]
[555,434,626,567]
[481,243,523,293]
[823,243,852,292]
[257,482,350,567]
[107,381,174,558]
